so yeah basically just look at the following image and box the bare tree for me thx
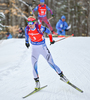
[87,0,90,36]
[0,0,90,39]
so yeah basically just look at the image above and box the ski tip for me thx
[58,35,65,38]
[72,34,74,36]
[22,85,48,98]
[22,97,25,99]
[81,90,83,93]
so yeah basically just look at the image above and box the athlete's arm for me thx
[24,26,30,48]
[33,6,39,12]
[25,26,29,43]
[46,5,53,15]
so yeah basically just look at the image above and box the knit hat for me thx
[61,15,66,19]
[27,16,36,22]
[40,0,45,3]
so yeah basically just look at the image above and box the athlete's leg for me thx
[42,16,53,31]
[40,44,62,74]
[42,17,57,35]
[31,45,40,79]
[38,17,43,24]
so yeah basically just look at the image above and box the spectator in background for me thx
[6,32,12,39]
[18,27,25,38]
[56,15,68,35]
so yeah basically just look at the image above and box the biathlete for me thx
[25,16,67,89]
[33,0,57,35]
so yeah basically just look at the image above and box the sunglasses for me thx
[27,20,35,25]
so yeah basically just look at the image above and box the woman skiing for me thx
[25,16,67,89]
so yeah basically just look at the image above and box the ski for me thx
[57,34,73,38]
[55,34,74,43]
[60,78,83,93]
[67,81,83,93]
[23,85,47,98]
[53,34,74,37]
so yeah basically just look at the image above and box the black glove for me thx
[60,31,62,33]
[65,29,69,31]
[25,42,30,48]
[50,40,55,45]
[52,14,54,17]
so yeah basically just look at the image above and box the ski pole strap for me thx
[35,23,43,35]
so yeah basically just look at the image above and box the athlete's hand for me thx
[25,42,30,48]
[52,14,54,17]
[65,29,69,31]
[50,40,55,45]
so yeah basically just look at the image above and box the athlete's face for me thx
[28,21,36,29]
[40,2,44,5]
[62,19,65,22]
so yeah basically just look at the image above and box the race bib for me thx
[60,24,63,28]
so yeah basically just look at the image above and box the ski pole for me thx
[18,0,36,18]
[48,17,53,21]
[55,37,66,42]
[12,4,28,20]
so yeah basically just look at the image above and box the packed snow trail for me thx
[0,37,90,100]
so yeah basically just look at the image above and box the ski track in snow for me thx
[0,37,90,100]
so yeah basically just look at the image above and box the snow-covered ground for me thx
[0,37,90,100]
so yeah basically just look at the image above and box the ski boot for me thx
[34,78,40,90]
[59,72,69,82]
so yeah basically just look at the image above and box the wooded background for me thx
[0,0,90,39]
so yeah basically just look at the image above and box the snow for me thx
[0,37,90,100]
